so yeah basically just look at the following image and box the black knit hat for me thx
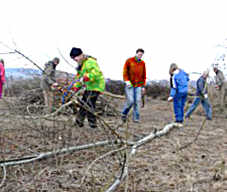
[70,47,83,58]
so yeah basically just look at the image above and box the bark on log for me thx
[105,122,182,192]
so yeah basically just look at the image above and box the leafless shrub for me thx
[0,76,226,192]
[5,76,41,97]
[146,82,170,100]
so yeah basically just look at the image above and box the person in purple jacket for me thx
[168,63,189,126]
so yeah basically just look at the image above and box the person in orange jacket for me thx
[0,59,6,99]
[121,48,146,123]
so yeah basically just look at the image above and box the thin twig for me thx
[81,146,126,185]
[105,122,183,192]
[0,52,15,54]
[57,48,75,69]
[103,91,125,99]
[0,166,6,188]
[178,118,206,151]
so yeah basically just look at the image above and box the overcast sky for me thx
[1,0,227,80]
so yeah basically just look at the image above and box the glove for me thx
[204,94,208,99]
[142,87,146,95]
[63,92,68,97]
[125,81,132,88]
[83,75,90,82]
[52,82,58,87]
[72,87,80,92]
[168,96,173,102]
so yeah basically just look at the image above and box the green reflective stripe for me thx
[134,81,144,86]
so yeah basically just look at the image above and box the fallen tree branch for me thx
[105,122,182,192]
[103,91,125,100]
[0,139,135,167]
[0,140,111,167]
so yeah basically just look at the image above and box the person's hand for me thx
[52,82,58,87]
[72,87,80,92]
[83,75,90,82]
[125,81,132,88]
[204,94,208,99]
[168,96,173,102]
[142,87,146,95]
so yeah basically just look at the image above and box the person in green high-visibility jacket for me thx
[70,47,105,129]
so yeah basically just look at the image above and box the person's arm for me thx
[216,70,225,87]
[197,78,205,99]
[123,59,130,81]
[123,59,132,87]
[168,75,177,102]
[45,64,56,85]
[196,79,204,96]
[170,74,177,97]
[170,75,173,88]
[142,62,146,86]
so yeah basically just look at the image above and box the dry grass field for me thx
[0,94,226,192]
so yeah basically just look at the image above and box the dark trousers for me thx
[76,90,99,127]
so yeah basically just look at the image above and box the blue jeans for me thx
[122,86,141,121]
[185,97,212,120]
[173,92,187,123]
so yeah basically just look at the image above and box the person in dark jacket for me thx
[168,63,189,126]
[185,70,212,120]
[40,57,60,113]
[213,65,227,112]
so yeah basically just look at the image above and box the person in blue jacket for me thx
[185,70,212,120]
[168,63,189,126]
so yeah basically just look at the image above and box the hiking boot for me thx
[121,115,127,123]
[89,123,97,129]
[133,119,140,123]
[74,120,84,127]
[174,122,183,128]
[177,123,183,128]
[185,115,190,120]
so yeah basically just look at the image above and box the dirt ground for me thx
[0,96,226,192]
